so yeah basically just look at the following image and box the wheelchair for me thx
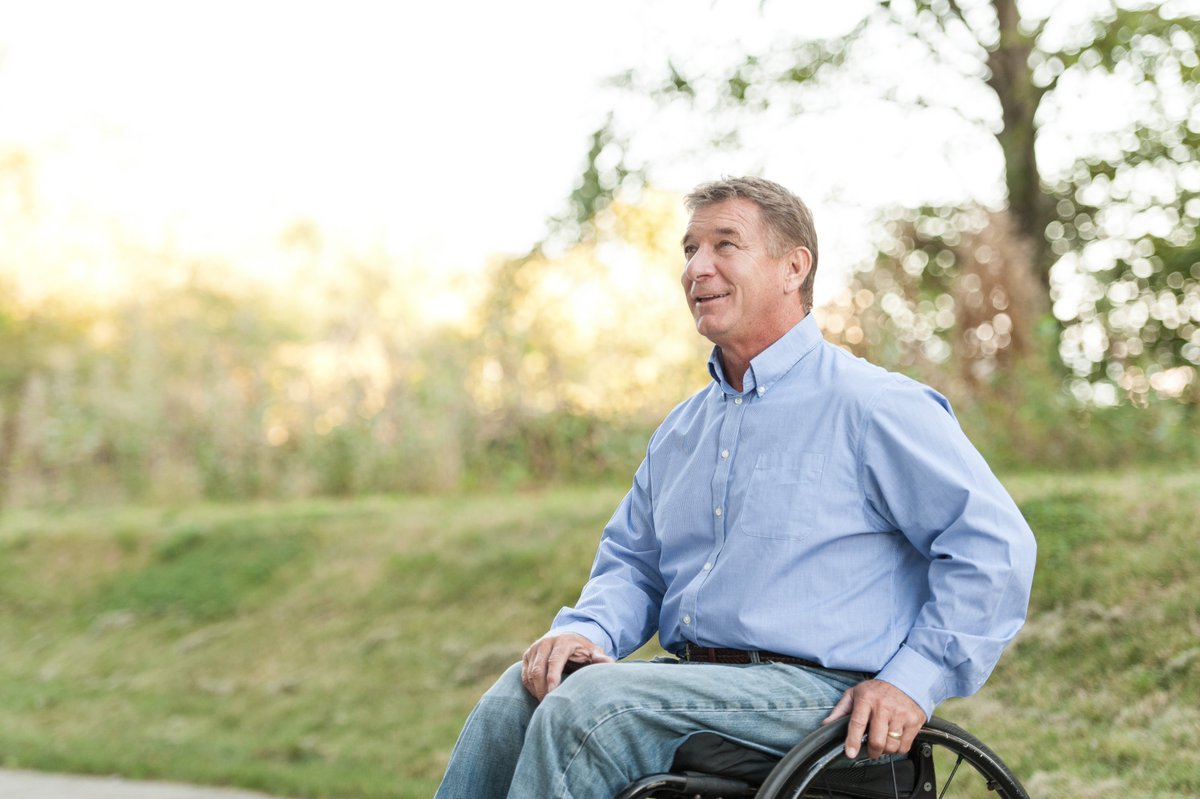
[617,715,1029,799]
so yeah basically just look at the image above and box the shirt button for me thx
[757,386,765,396]
[734,397,743,405]
[721,449,729,459]
[714,507,722,517]
[683,615,692,625]
[703,562,713,571]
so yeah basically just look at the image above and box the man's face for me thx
[680,198,805,357]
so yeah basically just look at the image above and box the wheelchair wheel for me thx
[757,716,1029,799]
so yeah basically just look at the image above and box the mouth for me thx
[694,292,730,305]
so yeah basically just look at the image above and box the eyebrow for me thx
[681,226,745,246]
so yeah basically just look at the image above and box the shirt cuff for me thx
[874,644,945,720]
[545,622,616,659]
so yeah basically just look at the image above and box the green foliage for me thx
[0,279,93,510]
[950,364,1200,470]
[1043,3,1200,387]
[1,262,485,509]
[3,250,1198,509]
[561,116,645,232]
[2,186,1195,511]
[467,410,653,488]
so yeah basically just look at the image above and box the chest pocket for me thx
[740,452,825,541]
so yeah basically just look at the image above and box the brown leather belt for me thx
[683,643,824,670]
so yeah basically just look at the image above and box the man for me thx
[436,176,1036,798]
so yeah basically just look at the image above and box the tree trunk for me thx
[987,0,1054,292]
[0,385,26,515]
[973,0,1056,367]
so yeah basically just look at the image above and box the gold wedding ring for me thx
[887,731,903,739]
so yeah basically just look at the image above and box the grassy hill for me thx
[0,469,1197,798]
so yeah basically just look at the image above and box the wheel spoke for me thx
[938,753,965,799]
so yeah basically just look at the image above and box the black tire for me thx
[615,772,757,799]
[756,716,1029,799]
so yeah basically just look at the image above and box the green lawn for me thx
[0,469,1197,798]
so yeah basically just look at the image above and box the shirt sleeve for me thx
[859,377,1036,718]
[548,453,665,659]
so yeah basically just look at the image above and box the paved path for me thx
[0,769,287,799]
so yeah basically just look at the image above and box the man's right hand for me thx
[521,632,614,701]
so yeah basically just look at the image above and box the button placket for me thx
[710,392,746,543]
[682,387,749,641]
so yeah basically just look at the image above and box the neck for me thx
[716,311,807,392]
[719,350,751,392]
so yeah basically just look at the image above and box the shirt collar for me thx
[706,314,824,394]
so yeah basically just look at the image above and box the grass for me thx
[0,469,1197,797]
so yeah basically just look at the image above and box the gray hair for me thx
[684,176,819,312]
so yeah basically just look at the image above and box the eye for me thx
[717,240,735,250]
[683,245,697,258]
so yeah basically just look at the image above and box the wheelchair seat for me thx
[667,731,922,799]
[616,716,1028,799]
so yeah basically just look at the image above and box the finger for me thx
[865,710,893,760]
[882,724,905,756]
[520,656,540,699]
[565,644,612,668]
[893,706,925,754]
[844,696,872,759]
[543,639,574,694]
[590,647,615,664]
[521,641,551,700]
[822,690,853,725]
[898,724,920,754]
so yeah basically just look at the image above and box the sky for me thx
[0,0,1007,302]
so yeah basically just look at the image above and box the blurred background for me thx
[2,0,1199,510]
[2,2,1200,797]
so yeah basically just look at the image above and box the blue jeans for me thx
[434,658,866,798]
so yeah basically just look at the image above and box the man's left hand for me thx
[821,679,926,760]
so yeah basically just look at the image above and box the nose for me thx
[683,246,716,285]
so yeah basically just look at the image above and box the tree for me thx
[573,0,1200,400]
[0,284,91,513]
[471,191,710,481]
[0,151,71,513]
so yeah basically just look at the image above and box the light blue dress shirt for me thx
[551,315,1036,717]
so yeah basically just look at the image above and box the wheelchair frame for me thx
[616,716,1030,799]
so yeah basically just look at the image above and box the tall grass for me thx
[4,269,1198,514]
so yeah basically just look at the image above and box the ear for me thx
[782,246,813,295]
